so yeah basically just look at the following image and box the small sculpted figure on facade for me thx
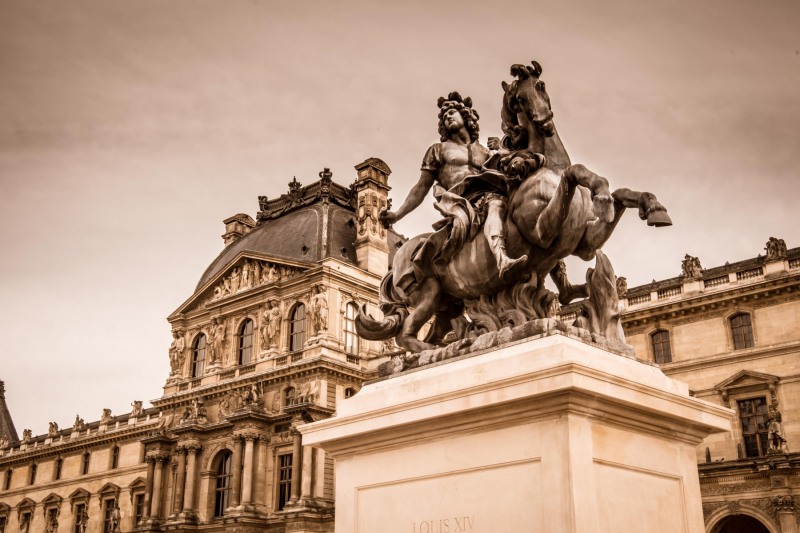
[681,254,703,280]
[252,260,262,286]
[101,409,113,424]
[260,300,281,349]
[109,504,120,533]
[73,415,85,432]
[207,317,227,365]
[131,400,144,417]
[22,429,32,443]
[242,382,263,407]
[45,512,58,533]
[0,435,8,448]
[19,514,30,533]
[241,260,252,290]
[230,267,241,292]
[768,408,789,454]
[309,285,329,334]
[616,276,628,298]
[48,422,59,437]
[168,330,186,375]
[765,236,788,261]
[77,511,88,533]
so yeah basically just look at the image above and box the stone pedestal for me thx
[300,334,732,533]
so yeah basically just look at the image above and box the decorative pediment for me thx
[714,370,779,406]
[0,502,10,515]
[172,253,310,316]
[17,498,36,514]
[127,477,145,491]
[98,482,121,501]
[68,488,90,510]
[41,494,62,509]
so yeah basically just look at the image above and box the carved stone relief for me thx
[211,260,300,302]
[765,237,787,261]
[308,285,329,336]
[168,330,186,376]
[131,401,144,417]
[100,409,113,424]
[48,422,59,437]
[681,254,703,280]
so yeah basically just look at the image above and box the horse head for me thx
[501,61,555,151]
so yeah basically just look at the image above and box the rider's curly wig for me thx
[437,91,480,143]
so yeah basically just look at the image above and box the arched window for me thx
[344,387,357,399]
[343,302,359,355]
[192,334,207,378]
[238,319,254,365]
[731,313,754,350]
[290,304,307,352]
[651,330,672,364]
[213,451,233,518]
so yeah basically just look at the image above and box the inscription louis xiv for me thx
[413,516,475,533]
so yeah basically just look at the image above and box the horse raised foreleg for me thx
[563,164,614,223]
[397,277,443,353]
[612,187,672,227]
[531,173,577,248]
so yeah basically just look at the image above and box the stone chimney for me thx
[353,158,391,275]
[222,213,256,247]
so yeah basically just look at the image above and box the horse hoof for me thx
[499,254,528,281]
[647,210,673,227]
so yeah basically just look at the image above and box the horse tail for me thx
[355,272,408,341]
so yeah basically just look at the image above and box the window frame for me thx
[53,458,63,481]
[737,396,770,457]
[276,452,293,511]
[289,304,307,352]
[343,302,359,355]
[28,463,36,486]
[109,446,120,470]
[81,452,91,476]
[238,319,254,365]
[213,450,233,518]
[3,469,11,491]
[192,333,207,378]
[651,329,672,364]
[730,312,755,350]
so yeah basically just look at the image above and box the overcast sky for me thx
[0,0,798,435]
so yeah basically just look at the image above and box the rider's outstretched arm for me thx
[381,170,435,227]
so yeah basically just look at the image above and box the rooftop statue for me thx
[357,61,672,360]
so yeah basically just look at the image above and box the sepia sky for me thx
[0,0,798,434]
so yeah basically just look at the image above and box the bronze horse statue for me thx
[357,61,671,353]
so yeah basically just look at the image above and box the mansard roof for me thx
[196,174,403,290]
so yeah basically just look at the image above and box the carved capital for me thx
[770,495,795,512]
[185,444,202,455]
[243,433,260,443]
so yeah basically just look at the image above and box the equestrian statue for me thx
[356,61,672,358]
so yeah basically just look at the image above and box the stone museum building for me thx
[0,159,798,533]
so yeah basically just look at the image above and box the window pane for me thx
[652,330,671,364]
[731,314,754,349]
[278,454,293,510]
[344,303,359,355]
[239,320,253,365]
[738,397,768,457]
[290,304,306,352]
[193,334,206,377]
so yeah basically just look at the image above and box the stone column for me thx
[300,445,313,502]
[182,446,200,515]
[772,496,797,533]
[173,447,187,515]
[289,428,302,505]
[230,436,243,508]
[150,456,166,519]
[142,457,155,520]
[241,434,258,506]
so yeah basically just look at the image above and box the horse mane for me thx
[500,62,542,151]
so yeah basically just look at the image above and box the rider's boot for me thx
[490,236,528,280]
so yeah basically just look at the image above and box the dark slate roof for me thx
[197,193,405,290]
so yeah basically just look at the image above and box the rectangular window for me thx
[110,447,119,470]
[277,453,293,510]
[738,397,769,457]
[20,513,30,533]
[102,499,115,533]
[29,464,37,485]
[54,459,63,481]
[3,469,11,490]
[73,504,86,533]
[81,453,91,475]
[731,314,755,350]
[0,515,7,533]
[651,330,672,364]
[134,494,144,525]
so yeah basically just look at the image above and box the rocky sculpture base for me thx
[300,334,732,533]
[379,317,633,376]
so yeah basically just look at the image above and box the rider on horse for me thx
[380,91,528,296]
